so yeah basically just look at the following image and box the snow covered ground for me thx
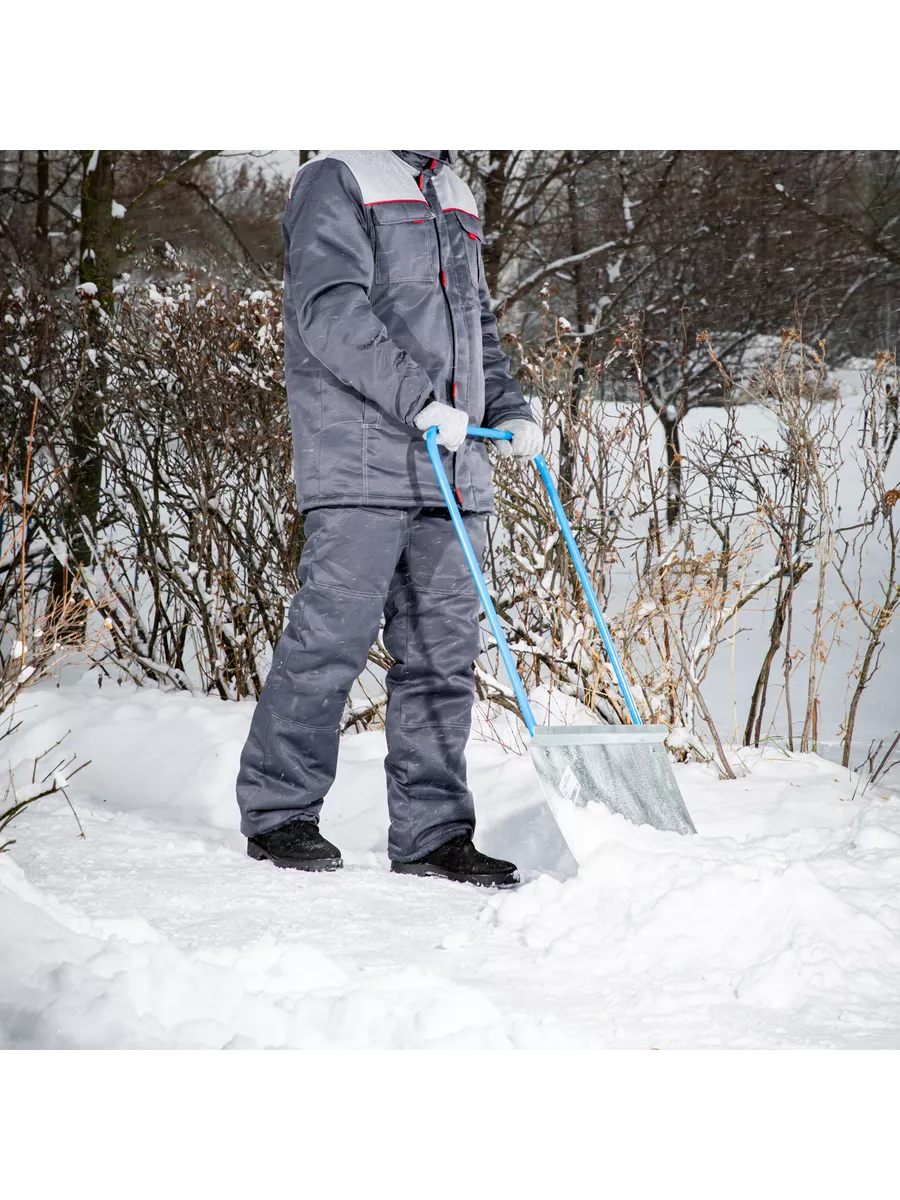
[3,677,900,1050]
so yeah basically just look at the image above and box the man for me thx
[235,150,540,887]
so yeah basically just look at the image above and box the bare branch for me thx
[493,240,618,312]
[176,178,276,280]
[125,151,222,219]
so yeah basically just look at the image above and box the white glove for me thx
[494,419,542,458]
[413,401,469,452]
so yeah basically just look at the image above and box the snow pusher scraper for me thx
[426,425,696,861]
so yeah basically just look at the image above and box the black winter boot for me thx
[247,817,342,871]
[391,833,518,888]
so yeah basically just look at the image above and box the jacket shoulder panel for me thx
[433,169,479,219]
[321,151,423,206]
[288,152,328,199]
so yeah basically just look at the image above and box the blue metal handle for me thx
[425,427,536,735]
[528,454,642,725]
[466,425,512,440]
[426,424,643,730]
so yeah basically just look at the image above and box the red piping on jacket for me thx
[441,207,480,219]
[364,198,429,207]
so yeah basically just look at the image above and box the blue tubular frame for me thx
[425,424,643,731]
[425,427,537,734]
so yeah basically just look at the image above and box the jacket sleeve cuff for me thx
[484,391,537,429]
[401,376,436,425]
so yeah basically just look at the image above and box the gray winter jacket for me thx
[282,150,535,512]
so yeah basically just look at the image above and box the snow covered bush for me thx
[0,380,93,712]
[1,280,301,698]
[0,397,90,848]
[82,282,301,698]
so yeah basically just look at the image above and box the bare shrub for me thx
[834,352,900,766]
[3,281,300,698]
[0,395,90,849]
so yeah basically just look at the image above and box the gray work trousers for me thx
[235,505,486,861]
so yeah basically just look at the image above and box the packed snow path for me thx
[3,682,900,1048]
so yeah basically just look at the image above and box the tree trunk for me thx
[52,151,118,605]
[481,151,510,299]
[565,152,590,333]
[35,151,50,277]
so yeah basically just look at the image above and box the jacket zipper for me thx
[423,175,461,500]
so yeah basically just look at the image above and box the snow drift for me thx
[2,680,900,1048]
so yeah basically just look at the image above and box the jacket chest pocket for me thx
[370,202,437,285]
[449,209,484,289]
